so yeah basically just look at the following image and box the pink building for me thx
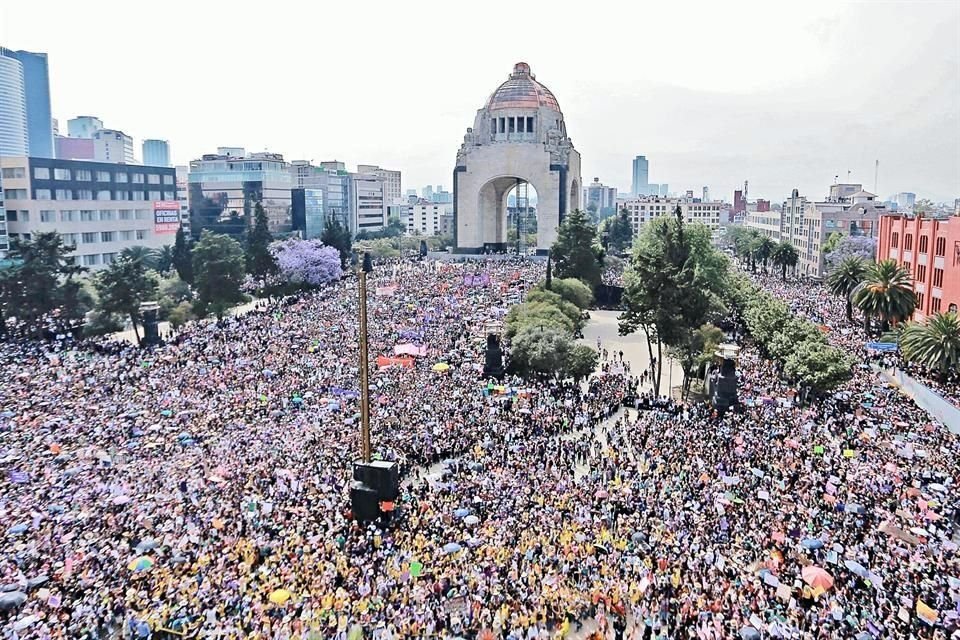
[876,214,960,319]
[54,135,94,160]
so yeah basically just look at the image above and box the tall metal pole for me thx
[358,252,373,462]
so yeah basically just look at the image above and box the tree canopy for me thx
[192,231,246,319]
[603,209,634,254]
[94,256,159,344]
[269,239,343,289]
[320,217,352,268]
[172,226,194,285]
[246,202,276,277]
[550,209,603,290]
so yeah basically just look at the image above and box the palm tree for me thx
[753,237,776,273]
[827,256,868,321]
[771,241,799,281]
[901,312,960,380]
[732,228,760,270]
[155,245,175,273]
[853,259,916,333]
[121,245,159,270]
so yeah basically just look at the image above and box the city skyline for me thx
[0,0,957,203]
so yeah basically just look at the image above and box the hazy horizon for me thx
[1,0,957,203]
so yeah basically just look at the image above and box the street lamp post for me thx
[357,252,373,462]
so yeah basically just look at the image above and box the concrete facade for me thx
[618,196,724,235]
[453,62,581,254]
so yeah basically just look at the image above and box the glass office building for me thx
[0,52,29,156]
[4,49,53,158]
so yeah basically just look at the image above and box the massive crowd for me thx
[0,259,957,639]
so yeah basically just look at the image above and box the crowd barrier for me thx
[877,366,960,434]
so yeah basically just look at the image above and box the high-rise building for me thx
[55,136,94,161]
[353,174,387,232]
[0,171,7,255]
[67,116,103,139]
[357,164,401,204]
[584,177,618,218]
[0,155,177,269]
[894,192,917,210]
[734,190,745,213]
[756,199,771,212]
[188,150,292,236]
[93,129,136,164]
[142,140,171,167]
[2,49,53,158]
[631,156,649,196]
[0,52,29,156]
[702,186,709,202]
[422,185,434,201]
[619,195,724,235]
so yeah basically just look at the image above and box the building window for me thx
[119,230,133,240]
[116,191,129,201]
[81,232,98,243]
[135,229,146,240]
[102,252,116,264]
[119,210,133,220]
[903,262,911,274]
[80,210,95,222]
[75,169,92,181]
[932,297,941,313]
[147,174,161,184]
[3,189,27,199]
[96,190,112,200]
[100,231,115,243]
[527,116,534,132]
[917,264,926,282]
[55,189,71,200]
[75,190,93,200]
[4,210,16,222]
[933,268,944,288]
[148,191,161,201]
[60,233,78,246]
[33,167,50,179]
[904,234,913,251]
[40,210,55,223]
[35,189,51,200]
[99,210,115,221]
[935,237,946,257]
[96,171,112,182]
[54,168,71,180]
[498,117,505,134]
[891,232,899,249]
[60,210,77,222]
[162,175,174,185]
[919,235,928,254]
[132,192,145,201]
[2,167,25,179]
[131,173,144,184]
[115,173,128,183]
[135,210,149,220]
[917,291,924,308]
[162,190,174,200]
[82,254,99,266]
[508,117,515,133]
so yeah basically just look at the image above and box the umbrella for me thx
[801,565,834,591]
[431,363,451,373]
[843,559,869,578]
[845,503,867,515]
[135,539,158,553]
[0,591,26,611]
[25,575,48,589]
[800,538,824,550]
[593,543,611,555]
[453,508,470,518]
[47,504,65,514]
[463,515,480,526]
[112,495,131,506]
[739,627,761,640]
[594,489,609,499]
[0,584,18,593]
[269,589,292,605]
[127,557,154,573]
[442,542,462,554]
[7,523,28,535]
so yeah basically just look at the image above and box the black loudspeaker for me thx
[483,334,504,379]
[419,240,428,257]
[353,461,399,501]
[350,481,380,521]
[141,303,163,346]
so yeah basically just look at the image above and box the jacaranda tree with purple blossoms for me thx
[269,239,343,290]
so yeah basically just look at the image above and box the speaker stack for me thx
[351,461,400,522]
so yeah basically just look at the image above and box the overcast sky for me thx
[1,1,958,203]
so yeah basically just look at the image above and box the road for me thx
[578,309,685,398]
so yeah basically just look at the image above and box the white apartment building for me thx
[406,200,453,236]
[93,129,137,164]
[618,196,723,236]
[352,174,388,231]
[1,156,177,270]
[744,209,783,240]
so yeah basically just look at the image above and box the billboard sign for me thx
[153,201,180,234]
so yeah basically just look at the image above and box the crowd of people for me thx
[0,258,957,639]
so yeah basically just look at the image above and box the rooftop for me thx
[485,62,561,112]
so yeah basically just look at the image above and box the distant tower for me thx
[702,186,710,202]
[743,180,748,204]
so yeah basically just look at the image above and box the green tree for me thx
[172,226,194,285]
[619,209,729,394]
[120,245,159,269]
[605,208,634,253]
[246,202,275,277]
[192,231,246,319]
[509,325,571,378]
[524,289,583,329]
[853,258,916,333]
[821,231,843,255]
[0,232,85,336]
[771,240,799,280]
[94,256,159,344]
[670,323,725,396]
[913,198,935,214]
[320,217,353,268]
[550,208,603,290]
[537,277,593,310]
[504,301,575,338]
[827,256,868,321]
[568,343,599,382]
[901,312,960,379]
[783,340,854,395]
[753,236,776,273]
[155,245,175,273]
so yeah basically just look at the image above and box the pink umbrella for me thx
[801,566,834,591]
